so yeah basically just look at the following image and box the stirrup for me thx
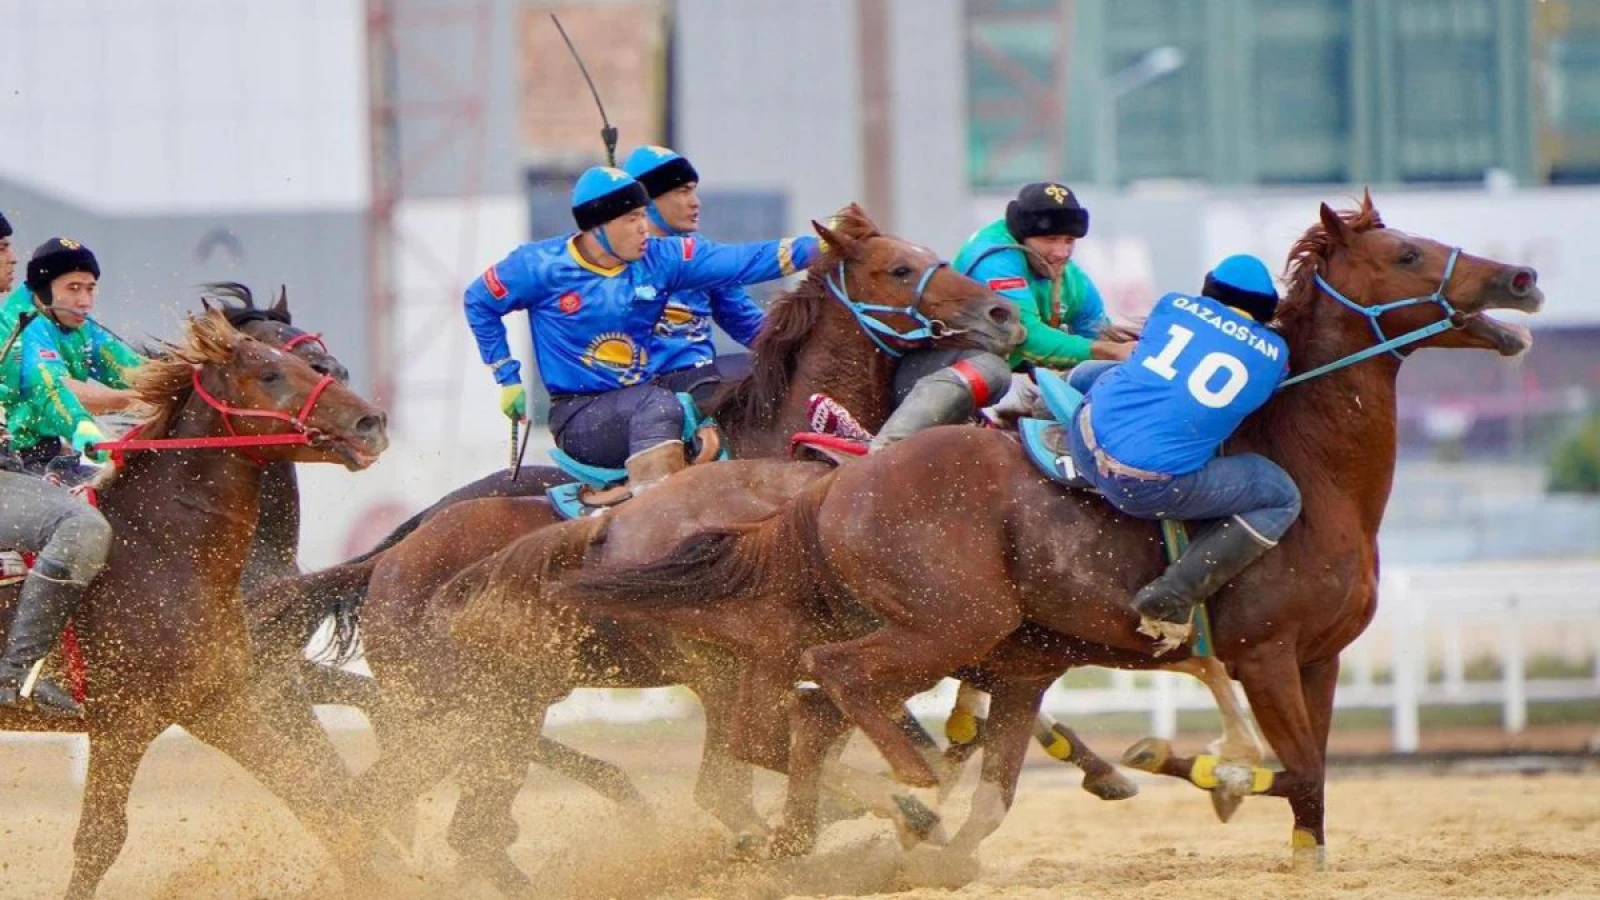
[690,423,723,465]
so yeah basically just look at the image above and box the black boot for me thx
[869,376,977,452]
[1132,517,1275,625]
[0,562,89,717]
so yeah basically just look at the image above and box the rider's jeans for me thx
[0,471,112,583]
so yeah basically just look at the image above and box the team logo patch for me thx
[59,238,82,249]
[483,266,508,299]
[682,236,696,261]
[38,349,60,361]
[558,292,581,314]
[581,332,650,385]
[987,276,1027,292]
[1044,184,1070,204]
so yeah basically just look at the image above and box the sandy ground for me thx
[1,725,1597,900]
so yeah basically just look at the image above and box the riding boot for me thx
[624,440,688,496]
[1132,517,1276,625]
[869,375,978,453]
[0,561,89,717]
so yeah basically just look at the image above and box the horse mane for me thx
[126,310,242,439]
[201,282,292,327]
[1273,192,1385,351]
[704,204,881,433]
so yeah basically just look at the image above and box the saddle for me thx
[546,392,728,521]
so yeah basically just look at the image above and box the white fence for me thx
[1020,562,1600,753]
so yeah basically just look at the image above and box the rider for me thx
[0,237,134,716]
[0,212,15,294]
[621,145,765,406]
[3,238,143,472]
[1065,254,1300,630]
[866,181,1128,450]
[465,165,819,495]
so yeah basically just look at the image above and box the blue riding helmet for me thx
[622,146,701,235]
[1202,254,1280,322]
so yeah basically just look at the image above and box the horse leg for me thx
[295,659,382,711]
[942,675,1050,862]
[770,686,856,857]
[1288,655,1340,871]
[801,599,1018,789]
[445,700,544,899]
[1123,655,1265,821]
[1032,711,1140,801]
[177,692,377,889]
[938,682,986,797]
[65,722,164,900]
[692,677,768,847]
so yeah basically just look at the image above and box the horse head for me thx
[132,310,387,471]
[1286,190,1542,362]
[812,203,1023,358]
[200,282,351,383]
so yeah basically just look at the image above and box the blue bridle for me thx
[1279,246,1464,388]
[823,259,953,359]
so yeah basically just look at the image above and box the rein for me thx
[91,367,337,464]
[1279,247,1463,388]
[822,259,956,359]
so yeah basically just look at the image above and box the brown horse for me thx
[0,311,390,898]
[247,206,1036,892]
[557,194,1542,869]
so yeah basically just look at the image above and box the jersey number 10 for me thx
[1140,324,1249,409]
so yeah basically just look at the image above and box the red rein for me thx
[90,368,337,465]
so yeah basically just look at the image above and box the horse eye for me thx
[1398,249,1420,266]
[260,369,283,385]
[890,265,913,278]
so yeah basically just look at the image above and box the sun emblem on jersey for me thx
[654,299,710,342]
[582,332,650,385]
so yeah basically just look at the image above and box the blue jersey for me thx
[464,233,815,396]
[650,236,767,373]
[1086,291,1288,475]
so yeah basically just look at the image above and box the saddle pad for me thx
[1033,368,1086,425]
[790,432,869,464]
[1018,417,1089,489]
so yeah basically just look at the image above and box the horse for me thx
[555,193,1543,870]
[0,310,390,898]
[243,206,1066,893]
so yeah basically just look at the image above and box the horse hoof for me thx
[899,846,980,890]
[769,825,817,859]
[1081,768,1139,801]
[892,793,948,849]
[1291,844,1328,873]
[1210,787,1244,822]
[459,852,535,897]
[1121,737,1172,773]
[730,831,768,860]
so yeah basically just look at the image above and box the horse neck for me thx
[1239,298,1403,537]
[98,395,267,587]
[728,302,896,458]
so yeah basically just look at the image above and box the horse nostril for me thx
[354,414,385,437]
[1508,267,1537,297]
[987,303,1015,326]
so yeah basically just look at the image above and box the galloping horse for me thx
[249,206,1037,893]
[0,311,389,898]
[558,195,1542,868]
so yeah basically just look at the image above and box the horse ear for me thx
[812,219,860,259]
[271,285,290,318]
[200,296,218,313]
[1319,202,1352,247]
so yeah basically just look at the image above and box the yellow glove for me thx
[499,384,527,422]
[71,420,109,463]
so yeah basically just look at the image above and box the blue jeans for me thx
[549,384,686,469]
[1067,404,1301,542]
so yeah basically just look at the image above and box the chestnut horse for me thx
[245,207,1040,893]
[0,311,390,898]
[557,195,1542,869]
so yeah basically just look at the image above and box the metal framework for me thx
[365,0,493,422]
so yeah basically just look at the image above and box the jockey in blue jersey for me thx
[464,166,819,495]
[1066,255,1300,628]
[621,145,765,405]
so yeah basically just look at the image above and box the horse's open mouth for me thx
[1460,310,1533,356]
[316,435,382,471]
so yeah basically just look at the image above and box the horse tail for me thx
[443,515,611,657]
[245,558,379,667]
[557,472,835,621]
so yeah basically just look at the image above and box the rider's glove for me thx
[499,384,527,422]
[71,420,109,464]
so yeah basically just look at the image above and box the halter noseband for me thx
[1280,246,1464,388]
[823,260,956,359]
[280,330,329,355]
